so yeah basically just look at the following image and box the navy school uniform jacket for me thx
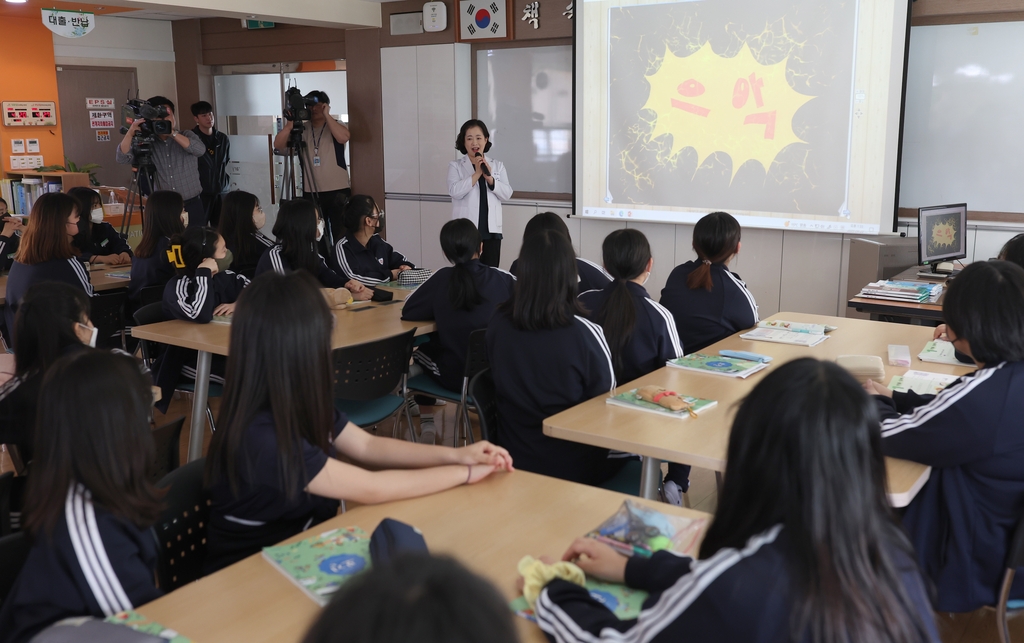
[204,408,348,574]
[659,261,758,354]
[0,484,161,643]
[579,280,684,383]
[877,360,1024,612]
[402,260,516,391]
[255,243,348,288]
[4,257,93,341]
[332,233,415,286]
[486,311,624,485]
[74,222,132,263]
[510,257,613,295]
[534,526,940,643]
[227,230,274,279]
[128,236,174,302]
[0,230,20,271]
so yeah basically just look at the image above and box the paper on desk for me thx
[888,370,960,396]
[740,327,829,347]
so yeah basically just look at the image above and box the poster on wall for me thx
[89,110,115,129]
[457,0,512,40]
[2,102,58,127]
[86,98,115,109]
[96,130,111,142]
[42,9,95,38]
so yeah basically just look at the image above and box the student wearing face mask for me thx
[1,197,25,272]
[129,190,187,303]
[218,190,273,279]
[68,187,132,266]
[333,195,416,287]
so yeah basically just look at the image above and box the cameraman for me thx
[115,96,207,227]
[273,90,350,244]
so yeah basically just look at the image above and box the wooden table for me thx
[544,312,977,508]
[847,266,948,321]
[132,296,435,462]
[0,264,131,305]
[136,470,710,643]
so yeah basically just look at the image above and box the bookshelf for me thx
[3,170,89,192]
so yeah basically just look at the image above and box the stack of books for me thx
[0,178,62,215]
[858,280,943,303]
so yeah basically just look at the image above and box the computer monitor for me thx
[918,203,967,273]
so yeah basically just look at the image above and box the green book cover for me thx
[105,610,194,642]
[262,526,371,606]
[105,270,132,279]
[668,353,769,378]
[510,579,649,623]
[381,280,420,290]
[606,389,717,419]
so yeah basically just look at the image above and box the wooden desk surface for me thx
[132,299,435,356]
[544,312,975,505]
[0,265,130,305]
[136,470,711,643]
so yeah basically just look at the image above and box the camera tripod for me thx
[280,119,332,248]
[118,139,156,239]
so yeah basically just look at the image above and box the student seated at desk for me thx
[578,228,688,504]
[303,553,518,643]
[69,187,132,266]
[333,195,416,287]
[402,218,514,391]
[203,271,512,573]
[255,199,370,299]
[532,359,939,643]
[162,226,249,323]
[1,198,24,272]
[218,190,273,279]
[487,229,621,486]
[509,212,612,294]
[4,193,93,342]
[867,260,1024,613]
[129,190,186,303]
[0,351,163,643]
[659,211,758,353]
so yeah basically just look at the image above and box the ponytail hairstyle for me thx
[440,218,483,311]
[687,211,741,291]
[136,190,185,258]
[272,199,321,275]
[594,229,652,378]
[168,226,220,278]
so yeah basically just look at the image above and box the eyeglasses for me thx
[370,211,384,221]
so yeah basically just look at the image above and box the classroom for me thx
[2,0,1024,640]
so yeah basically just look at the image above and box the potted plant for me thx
[35,157,102,186]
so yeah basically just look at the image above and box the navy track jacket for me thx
[255,243,348,288]
[510,256,613,296]
[332,233,414,286]
[659,261,758,354]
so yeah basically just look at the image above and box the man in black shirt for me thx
[191,101,231,226]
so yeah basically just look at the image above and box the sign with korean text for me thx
[89,110,116,129]
[96,130,111,142]
[86,98,115,109]
[42,10,95,38]
[2,102,57,127]
[458,0,510,40]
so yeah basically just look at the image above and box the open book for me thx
[667,353,769,378]
[888,370,960,396]
[918,340,974,367]
[740,327,830,347]
[262,526,371,606]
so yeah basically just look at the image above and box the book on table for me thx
[262,526,371,606]
[858,280,943,303]
[888,370,960,396]
[740,327,830,347]
[918,340,974,367]
[606,388,717,418]
[757,320,837,334]
[105,610,194,642]
[667,352,769,378]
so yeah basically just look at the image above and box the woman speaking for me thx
[447,119,513,267]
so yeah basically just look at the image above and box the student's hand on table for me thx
[562,538,627,584]
[456,440,514,472]
[933,324,948,341]
[117,252,132,265]
[92,254,118,265]
[346,279,373,301]
[863,379,893,398]
[213,303,236,316]
[466,463,497,484]
[199,257,219,275]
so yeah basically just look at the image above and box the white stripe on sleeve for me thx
[644,298,684,358]
[68,258,95,296]
[880,365,1001,438]
[723,271,758,323]
[575,315,617,392]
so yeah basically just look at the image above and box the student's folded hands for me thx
[214,302,237,316]
[456,440,514,473]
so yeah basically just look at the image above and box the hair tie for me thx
[166,245,185,268]
[701,259,712,266]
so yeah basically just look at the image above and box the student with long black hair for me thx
[534,359,939,643]
[0,351,163,643]
[162,226,249,323]
[333,195,415,286]
[487,229,620,485]
[660,211,758,353]
[204,271,513,573]
[867,260,1024,612]
[4,193,93,339]
[509,212,611,293]
[578,228,688,503]
[402,218,514,391]
[255,199,370,299]
[218,190,272,278]
[68,187,132,265]
[129,190,186,302]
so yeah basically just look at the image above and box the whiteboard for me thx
[899,22,1024,213]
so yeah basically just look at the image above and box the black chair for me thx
[91,289,128,350]
[153,458,209,592]
[467,368,498,444]
[0,532,30,603]
[407,329,490,447]
[333,329,417,440]
[993,512,1024,643]
[150,416,186,484]
[138,284,165,308]
[0,472,13,537]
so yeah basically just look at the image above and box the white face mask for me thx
[90,207,104,224]
[316,219,325,242]
[79,323,98,348]
[181,210,189,227]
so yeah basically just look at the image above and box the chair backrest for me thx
[150,417,186,483]
[467,368,499,443]
[1006,511,1024,571]
[462,328,490,380]
[332,328,416,402]
[133,302,168,365]
[0,531,30,603]
[138,285,165,308]
[153,458,209,592]
[90,290,128,349]
[0,471,13,537]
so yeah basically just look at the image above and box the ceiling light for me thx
[6,0,30,4]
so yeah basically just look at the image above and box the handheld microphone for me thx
[475,152,491,177]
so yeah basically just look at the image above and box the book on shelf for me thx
[740,327,830,347]
[606,389,717,419]
[667,352,769,378]
[888,370,960,396]
[262,526,371,606]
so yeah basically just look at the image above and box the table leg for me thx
[639,456,662,500]
[715,471,723,494]
[187,350,213,462]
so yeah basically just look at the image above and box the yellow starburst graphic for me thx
[642,41,814,179]
[930,220,957,248]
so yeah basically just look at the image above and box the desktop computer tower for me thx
[845,236,919,319]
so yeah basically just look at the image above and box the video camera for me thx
[282,87,324,124]
[120,98,172,137]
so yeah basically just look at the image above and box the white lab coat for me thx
[447,154,513,235]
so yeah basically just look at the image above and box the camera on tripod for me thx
[283,87,324,126]
[120,99,172,137]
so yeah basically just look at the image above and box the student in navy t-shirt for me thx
[0,351,163,643]
[531,360,939,643]
[509,212,612,294]
[660,211,758,354]
[203,271,513,573]
[129,190,186,303]
[868,260,1024,612]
